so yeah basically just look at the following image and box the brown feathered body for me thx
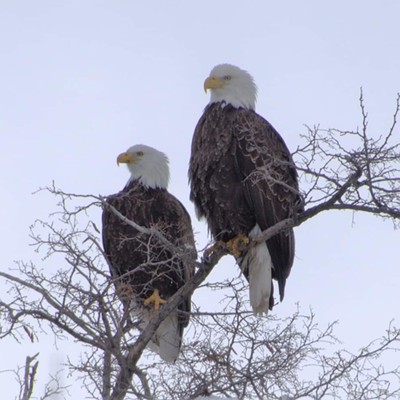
[102,179,196,361]
[189,103,302,312]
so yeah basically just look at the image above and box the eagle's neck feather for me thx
[209,83,256,111]
[126,159,169,189]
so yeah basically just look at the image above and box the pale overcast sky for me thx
[1,1,399,397]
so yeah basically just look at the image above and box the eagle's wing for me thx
[233,110,301,300]
[102,186,196,312]
[160,194,197,330]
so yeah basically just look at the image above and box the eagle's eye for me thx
[223,75,232,81]
[137,151,144,156]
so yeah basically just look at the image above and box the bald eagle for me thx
[189,64,302,315]
[102,144,196,362]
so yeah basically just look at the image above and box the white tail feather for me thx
[131,302,181,363]
[147,312,181,363]
[240,224,272,315]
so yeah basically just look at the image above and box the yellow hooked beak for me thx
[117,152,135,166]
[203,75,225,92]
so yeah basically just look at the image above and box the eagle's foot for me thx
[143,289,167,312]
[226,234,250,258]
[117,282,134,301]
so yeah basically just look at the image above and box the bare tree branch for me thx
[1,93,399,399]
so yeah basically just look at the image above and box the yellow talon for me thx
[226,234,250,258]
[143,289,167,312]
[203,235,250,261]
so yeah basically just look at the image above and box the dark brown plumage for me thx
[102,144,196,361]
[189,64,302,314]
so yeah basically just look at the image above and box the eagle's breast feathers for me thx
[189,100,302,313]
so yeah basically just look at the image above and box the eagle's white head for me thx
[117,144,170,189]
[204,63,258,111]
